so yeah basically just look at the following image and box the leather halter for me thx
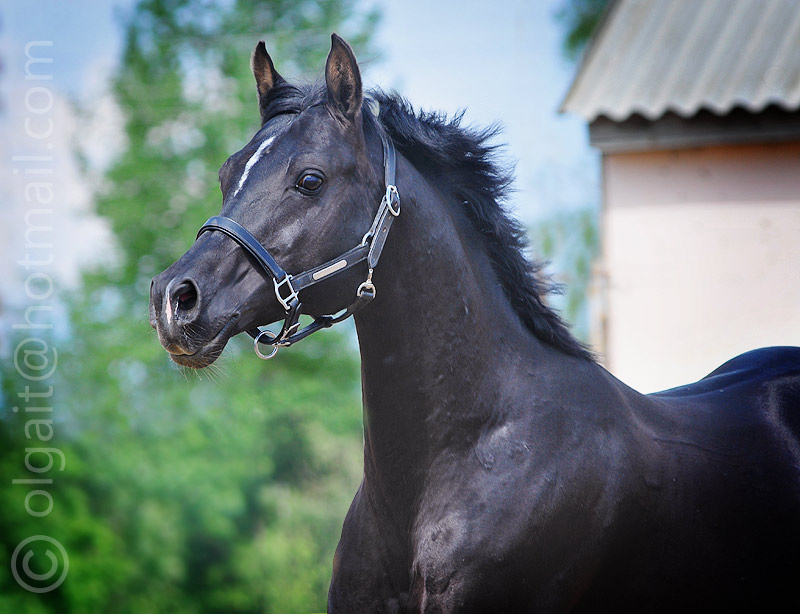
[196,131,399,359]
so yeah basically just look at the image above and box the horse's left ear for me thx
[325,33,363,121]
[252,41,285,121]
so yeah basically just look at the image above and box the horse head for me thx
[150,35,385,368]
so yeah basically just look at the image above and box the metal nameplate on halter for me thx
[273,275,298,311]
[312,259,348,281]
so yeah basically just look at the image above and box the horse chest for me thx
[332,450,620,612]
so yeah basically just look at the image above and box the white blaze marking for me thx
[233,135,276,196]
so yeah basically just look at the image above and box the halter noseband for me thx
[196,131,399,360]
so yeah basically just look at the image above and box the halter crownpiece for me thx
[196,129,399,360]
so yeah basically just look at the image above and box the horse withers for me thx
[150,34,800,612]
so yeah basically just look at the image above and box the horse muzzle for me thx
[149,272,234,367]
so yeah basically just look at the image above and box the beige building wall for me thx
[599,142,800,393]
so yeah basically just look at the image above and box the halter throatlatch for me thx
[196,131,399,360]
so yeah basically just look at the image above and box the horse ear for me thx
[325,33,363,121]
[251,41,284,114]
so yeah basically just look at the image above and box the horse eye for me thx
[296,172,324,194]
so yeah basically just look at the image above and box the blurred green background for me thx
[0,0,603,612]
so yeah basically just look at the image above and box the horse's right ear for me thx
[251,41,285,120]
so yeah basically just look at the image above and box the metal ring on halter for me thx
[253,329,279,360]
[357,281,376,298]
[357,268,376,299]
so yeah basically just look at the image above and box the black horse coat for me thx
[150,35,800,613]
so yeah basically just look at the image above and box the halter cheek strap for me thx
[195,132,399,359]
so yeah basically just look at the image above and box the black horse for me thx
[150,35,800,612]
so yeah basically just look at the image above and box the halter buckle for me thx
[386,185,400,217]
[277,320,301,346]
[273,275,298,311]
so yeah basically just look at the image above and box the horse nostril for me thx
[178,289,197,311]
[172,279,199,314]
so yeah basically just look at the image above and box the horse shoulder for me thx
[407,404,637,612]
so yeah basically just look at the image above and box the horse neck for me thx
[353,155,561,496]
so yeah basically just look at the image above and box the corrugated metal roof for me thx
[561,0,800,122]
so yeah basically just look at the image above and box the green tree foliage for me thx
[530,208,598,343]
[1,1,377,612]
[555,0,610,60]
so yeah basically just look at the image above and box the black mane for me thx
[260,84,593,361]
